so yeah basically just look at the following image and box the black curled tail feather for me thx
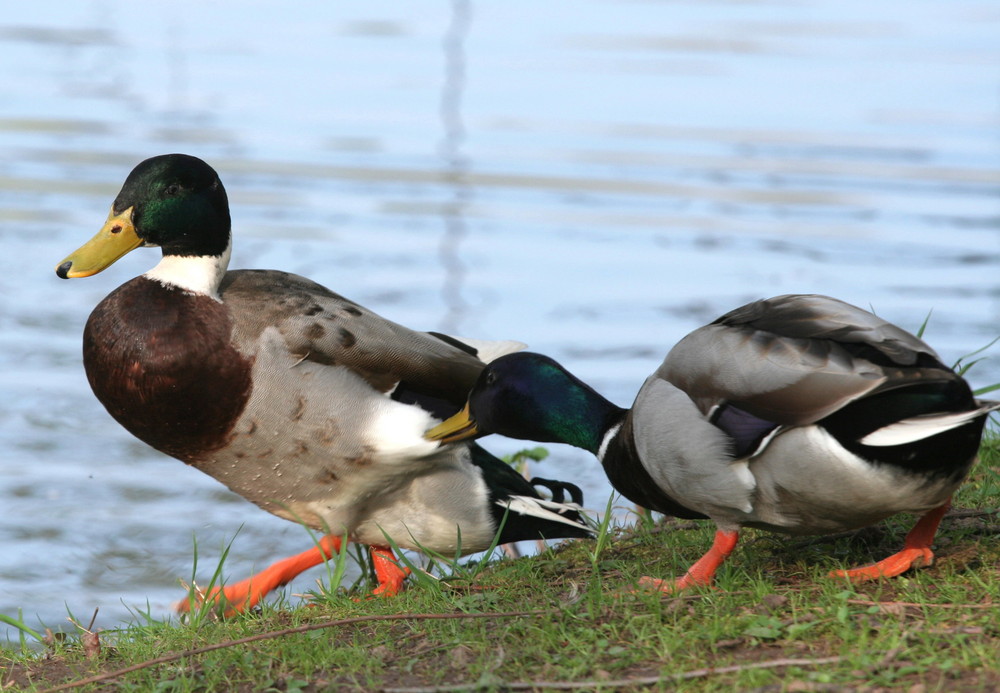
[529,477,584,507]
[467,443,593,543]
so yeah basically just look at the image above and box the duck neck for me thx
[143,240,232,299]
[541,377,628,456]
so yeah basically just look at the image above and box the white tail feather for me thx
[497,496,590,531]
[860,400,1000,446]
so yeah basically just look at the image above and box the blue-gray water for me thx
[1,1,998,639]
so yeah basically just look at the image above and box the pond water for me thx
[1,0,998,640]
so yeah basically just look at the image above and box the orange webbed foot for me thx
[360,545,411,599]
[176,580,268,618]
[829,546,934,582]
[829,502,949,583]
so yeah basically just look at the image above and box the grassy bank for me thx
[2,434,998,692]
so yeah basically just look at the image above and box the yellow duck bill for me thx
[425,403,480,443]
[56,206,142,279]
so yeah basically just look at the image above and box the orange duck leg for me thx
[177,534,344,616]
[638,529,739,592]
[177,536,417,616]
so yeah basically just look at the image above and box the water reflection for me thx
[437,0,472,334]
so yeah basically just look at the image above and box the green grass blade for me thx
[973,382,1000,396]
[0,611,44,643]
[915,309,933,339]
[953,334,1000,374]
[588,492,618,571]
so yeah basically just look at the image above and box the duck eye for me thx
[165,183,181,196]
[485,370,497,385]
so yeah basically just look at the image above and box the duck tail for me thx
[496,492,594,539]
[859,399,1000,447]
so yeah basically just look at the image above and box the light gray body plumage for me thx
[624,294,994,536]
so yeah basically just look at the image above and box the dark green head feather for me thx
[116,153,231,258]
[467,352,625,453]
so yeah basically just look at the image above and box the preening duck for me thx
[427,294,999,590]
[56,153,591,613]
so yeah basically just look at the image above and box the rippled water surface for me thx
[1,0,999,638]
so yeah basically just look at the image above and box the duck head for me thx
[56,153,231,279]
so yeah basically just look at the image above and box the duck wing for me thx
[660,294,958,427]
[219,269,519,410]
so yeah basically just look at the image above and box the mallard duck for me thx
[427,294,999,590]
[56,153,591,613]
